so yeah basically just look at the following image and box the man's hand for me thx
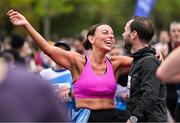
[127,116,138,123]
[155,50,165,62]
[126,119,131,123]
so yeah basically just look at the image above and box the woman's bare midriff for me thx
[75,98,115,110]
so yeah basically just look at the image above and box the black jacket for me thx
[126,46,167,122]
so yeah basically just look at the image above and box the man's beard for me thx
[124,41,133,54]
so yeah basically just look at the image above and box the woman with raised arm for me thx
[7,9,132,122]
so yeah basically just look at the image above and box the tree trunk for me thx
[43,0,50,40]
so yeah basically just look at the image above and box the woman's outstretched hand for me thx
[7,9,28,26]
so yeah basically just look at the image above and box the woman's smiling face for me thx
[91,24,115,52]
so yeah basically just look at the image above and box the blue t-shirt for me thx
[39,67,75,119]
[40,68,73,91]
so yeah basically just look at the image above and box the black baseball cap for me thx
[54,41,71,51]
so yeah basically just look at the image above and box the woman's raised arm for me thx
[7,9,80,70]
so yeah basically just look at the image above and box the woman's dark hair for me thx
[130,16,155,43]
[83,23,107,50]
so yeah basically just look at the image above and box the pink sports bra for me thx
[74,55,116,99]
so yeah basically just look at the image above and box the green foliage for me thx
[1,0,180,39]
[152,0,180,31]
[51,0,134,38]
[33,0,74,17]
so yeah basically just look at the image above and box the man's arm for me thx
[157,47,180,83]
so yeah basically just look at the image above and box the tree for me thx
[33,0,74,40]
[1,0,180,40]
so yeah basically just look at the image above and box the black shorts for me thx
[88,109,120,122]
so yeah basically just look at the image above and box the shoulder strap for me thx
[105,56,112,65]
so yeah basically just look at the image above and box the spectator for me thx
[72,34,86,55]
[157,21,180,122]
[4,34,26,64]
[39,40,75,120]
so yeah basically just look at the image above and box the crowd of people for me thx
[0,9,180,122]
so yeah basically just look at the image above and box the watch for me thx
[130,116,138,123]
